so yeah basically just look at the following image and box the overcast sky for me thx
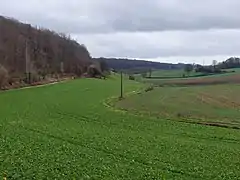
[1,0,240,64]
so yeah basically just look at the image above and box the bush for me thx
[87,64,103,78]
[145,86,154,92]
[129,75,135,80]
[141,72,147,78]
[103,70,111,78]
[0,64,8,89]
[23,71,40,84]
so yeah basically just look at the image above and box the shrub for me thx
[141,72,147,78]
[129,75,135,80]
[145,86,154,92]
[103,70,111,78]
[87,63,103,78]
[177,113,183,118]
[0,64,8,89]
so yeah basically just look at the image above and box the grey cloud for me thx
[73,29,240,59]
[1,0,240,34]
[107,0,240,32]
[1,0,240,63]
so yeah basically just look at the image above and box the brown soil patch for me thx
[197,92,240,109]
[161,74,240,86]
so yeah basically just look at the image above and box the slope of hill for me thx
[1,77,239,179]
[94,57,185,72]
[0,16,92,80]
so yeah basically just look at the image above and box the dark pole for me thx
[120,71,123,98]
[28,72,31,84]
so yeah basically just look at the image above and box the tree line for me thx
[0,16,95,88]
[183,57,240,77]
[217,57,240,69]
[93,57,185,72]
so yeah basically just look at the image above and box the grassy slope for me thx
[0,77,240,179]
[116,84,240,128]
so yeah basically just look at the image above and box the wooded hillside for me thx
[0,16,92,82]
[217,57,240,69]
[94,57,185,72]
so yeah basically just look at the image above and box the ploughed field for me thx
[1,76,240,179]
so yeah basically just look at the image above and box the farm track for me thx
[2,78,73,93]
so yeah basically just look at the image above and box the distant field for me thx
[148,68,240,79]
[144,72,240,86]
[150,69,202,78]
[1,76,240,179]
[151,69,184,77]
[116,83,240,129]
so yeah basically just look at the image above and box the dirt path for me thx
[4,79,71,92]
[18,82,59,90]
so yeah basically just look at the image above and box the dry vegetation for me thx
[116,82,240,129]
[169,74,240,86]
[147,74,240,86]
[0,16,94,89]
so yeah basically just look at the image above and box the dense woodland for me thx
[217,57,240,69]
[0,16,92,85]
[94,57,185,72]
[192,57,240,74]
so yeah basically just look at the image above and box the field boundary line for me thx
[1,79,72,93]
[103,87,145,114]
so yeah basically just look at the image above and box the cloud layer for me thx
[1,0,240,63]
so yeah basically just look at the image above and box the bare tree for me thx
[60,61,64,74]
[184,64,193,77]
[149,68,152,78]
[0,15,92,83]
[212,60,218,69]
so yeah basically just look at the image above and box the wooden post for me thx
[120,71,123,98]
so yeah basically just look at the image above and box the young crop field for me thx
[150,69,203,78]
[151,69,185,77]
[116,84,240,129]
[1,77,240,179]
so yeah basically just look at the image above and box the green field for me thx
[151,69,201,78]
[149,68,240,79]
[142,69,240,86]
[1,77,240,179]
[116,84,240,129]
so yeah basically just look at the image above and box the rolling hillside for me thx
[94,57,185,72]
[1,76,239,179]
[0,16,92,80]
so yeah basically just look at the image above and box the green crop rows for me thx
[0,77,240,179]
